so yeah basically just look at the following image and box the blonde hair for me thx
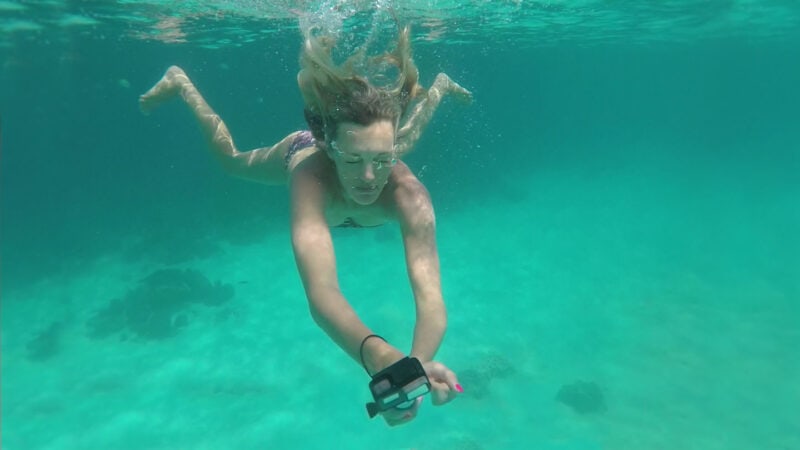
[298,25,424,143]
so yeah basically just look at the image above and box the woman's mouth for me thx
[353,185,377,193]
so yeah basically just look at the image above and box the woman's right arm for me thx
[140,65,293,185]
[289,169,404,373]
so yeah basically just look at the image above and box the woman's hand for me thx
[379,360,463,427]
[381,396,423,427]
[422,360,463,405]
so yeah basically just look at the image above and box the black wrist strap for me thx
[359,334,387,376]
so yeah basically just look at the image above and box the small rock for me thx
[556,380,606,414]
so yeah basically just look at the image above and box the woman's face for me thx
[330,120,397,206]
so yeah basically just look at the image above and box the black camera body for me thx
[366,356,431,418]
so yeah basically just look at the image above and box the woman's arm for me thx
[394,73,472,157]
[140,65,292,185]
[291,168,448,426]
[290,169,404,373]
[390,166,447,362]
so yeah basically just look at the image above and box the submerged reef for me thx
[86,268,234,341]
[556,380,606,414]
[25,321,63,361]
[458,352,516,399]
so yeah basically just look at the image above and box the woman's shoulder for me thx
[289,151,336,196]
[388,162,429,196]
[383,162,433,216]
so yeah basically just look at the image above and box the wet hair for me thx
[298,24,423,144]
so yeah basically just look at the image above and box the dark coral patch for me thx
[86,268,233,341]
[26,322,63,361]
[458,353,515,399]
[556,380,606,414]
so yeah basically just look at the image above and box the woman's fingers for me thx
[430,381,452,405]
[381,397,422,427]
[423,361,464,405]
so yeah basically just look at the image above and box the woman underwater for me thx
[140,23,471,426]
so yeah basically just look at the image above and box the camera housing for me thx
[366,356,431,418]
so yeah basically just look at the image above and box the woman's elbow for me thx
[418,300,447,322]
[305,289,337,328]
[307,300,326,326]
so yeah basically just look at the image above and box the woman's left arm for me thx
[391,166,447,362]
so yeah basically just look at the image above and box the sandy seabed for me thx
[3,160,798,450]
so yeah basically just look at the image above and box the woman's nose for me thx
[361,162,375,181]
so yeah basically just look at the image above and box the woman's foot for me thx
[139,65,190,114]
[439,73,473,104]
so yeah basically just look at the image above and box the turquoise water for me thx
[2,1,799,449]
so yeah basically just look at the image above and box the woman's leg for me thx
[140,66,291,185]
[394,73,472,156]
[140,66,237,159]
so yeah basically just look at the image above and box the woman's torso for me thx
[287,141,404,228]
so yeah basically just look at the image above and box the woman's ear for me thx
[324,123,337,146]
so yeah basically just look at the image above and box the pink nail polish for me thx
[455,383,464,393]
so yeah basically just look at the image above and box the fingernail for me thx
[455,384,464,393]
